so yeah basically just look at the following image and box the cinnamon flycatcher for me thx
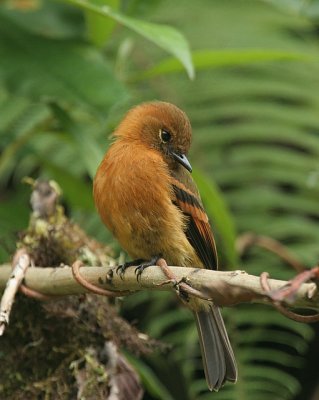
[93,101,237,391]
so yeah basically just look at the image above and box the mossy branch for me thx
[0,263,318,312]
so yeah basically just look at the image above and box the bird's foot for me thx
[155,258,187,297]
[156,258,211,302]
[135,255,162,281]
[116,256,161,281]
[173,277,190,301]
[116,259,145,279]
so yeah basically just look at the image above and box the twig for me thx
[236,233,305,272]
[269,267,319,302]
[0,249,30,335]
[19,284,56,301]
[72,260,131,297]
[260,272,319,323]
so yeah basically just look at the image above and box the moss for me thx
[0,294,164,399]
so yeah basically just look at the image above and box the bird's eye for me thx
[160,129,171,143]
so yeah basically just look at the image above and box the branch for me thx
[0,263,318,311]
[0,251,30,335]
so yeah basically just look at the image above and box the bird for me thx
[93,101,237,391]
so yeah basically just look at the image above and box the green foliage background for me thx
[1,0,319,399]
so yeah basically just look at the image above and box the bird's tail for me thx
[194,305,237,391]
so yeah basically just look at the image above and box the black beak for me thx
[172,152,192,172]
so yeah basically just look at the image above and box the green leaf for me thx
[124,353,175,400]
[264,0,319,19]
[241,348,304,367]
[239,328,309,353]
[73,126,104,178]
[147,308,191,337]
[42,162,94,210]
[49,103,104,178]
[192,168,238,267]
[0,1,83,38]
[0,14,127,115]
[0,101,51,184]
[242,366,301,395]
[63,0,194,79]
[132,49,310,80]
[85,0,119,47]
[0,186,30,262]
[235,307,314,340]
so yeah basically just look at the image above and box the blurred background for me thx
[1,0,319,399]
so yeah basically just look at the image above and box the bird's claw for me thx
[135,255,162,282]
[135,264,147,281]
[134,255,161,281]
[115,258,146,280]
[116,264,127,280]
[172,277,190,301]
[116,255,161,282]
[173,277,187,288]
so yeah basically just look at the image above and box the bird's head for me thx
[114,101,193,172]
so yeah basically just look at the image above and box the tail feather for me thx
[194,305,237,391]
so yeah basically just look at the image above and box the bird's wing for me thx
[171,177,218,270]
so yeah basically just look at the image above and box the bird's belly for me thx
[114,210,201,268]
[116,212,164,259]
